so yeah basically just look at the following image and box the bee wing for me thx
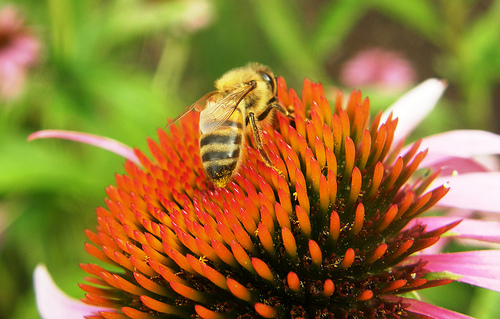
[199,85,253,134]
[165,91,218,129]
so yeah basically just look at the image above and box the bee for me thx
[167,63,288,188]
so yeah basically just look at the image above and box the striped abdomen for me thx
[199,109,244,188]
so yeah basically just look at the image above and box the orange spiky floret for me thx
[81,77,453,318]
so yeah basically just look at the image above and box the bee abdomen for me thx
[199,128,243,187]
[201,145,240,162]
[203,159,239,188]
[199,131,242,149]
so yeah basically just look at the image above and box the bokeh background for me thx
[1,1,500,318]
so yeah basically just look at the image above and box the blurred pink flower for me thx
[0,5,40,100]
[340,48,416,91]
[181,0,213,33]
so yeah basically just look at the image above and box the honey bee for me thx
[167,63,288,188]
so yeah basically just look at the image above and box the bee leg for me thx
[257,101,289,122]
[248,112,281,174]
[271,102,289,116]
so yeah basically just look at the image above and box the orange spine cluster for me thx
[80,77,455,318]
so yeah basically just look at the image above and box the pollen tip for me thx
[356,290,373,301]
[226,278,252,302]
[323,279,335,297]
[286,271,300,292]
[254,303,278,318]
[195,305,224,319]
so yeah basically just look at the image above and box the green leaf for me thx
[251,0,329,82]
[469,288,500,319]
[371,0,442,45]
[457,0,500,83]
[0,132,118,197]
[82,64,173,145]
[0,137,82,194]
[104,0,209,46]
[454,1,500,127]
[311,0,368,59]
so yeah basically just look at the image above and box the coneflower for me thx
[33,76,500,319]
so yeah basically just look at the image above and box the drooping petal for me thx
[34,265,112,319]
[410,217,500,244]
[381,78,447,146]
[402,297,475,319]
[429,172,500,213]
[403,130,500,169]
[28,130,141,166]
[407,251,500,292]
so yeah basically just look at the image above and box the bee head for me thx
[215,63,276,96]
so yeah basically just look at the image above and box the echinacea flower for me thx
[32,76,500,318]
[0,5,40,100]
[340,48,416,92]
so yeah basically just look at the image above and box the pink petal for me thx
[430,172,500,213]
[381,78,447,147]
[28,130,141,166]
[403,130,500,169]
[422,156,489,176]
[407,250,500,292]
[411,217,500,243]
[34,265,113,318]
[400,297,474,319]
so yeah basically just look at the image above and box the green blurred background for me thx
[1,0,500,318]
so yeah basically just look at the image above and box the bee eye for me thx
[259,72,275,93]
